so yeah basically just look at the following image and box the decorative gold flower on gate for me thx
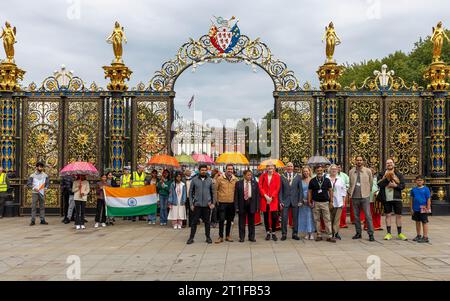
[76,133,89,146]
[68,114,77,122]
[48,113,57,123]
[370,113,378,122]
[289,132,301,145]
[358,132,370,145]
[36,133,49,146]
[390,113,398,122]
[282,113,289,121]
[409,156,417,165]
[138,113,146,122]
[409,113,417,121]
[351,113,359,122]
[29,113,38,123]
[398,132,410,145]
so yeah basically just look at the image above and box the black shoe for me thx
[281,234,287,241]
[292,234,300,240]
[418,237,429,243]
[265,233,271,241]
[83,219,88,223]
[206,237,212,244]
[186,238,194,245]
[352,233,362,239]
[369,235,375,242]
[40,220,48,225]
[30,221,35,226]
[334,233,342,240]
[272,234,278,241]
[249,238,256,242]
[412,235,422,242]
[239,238,244,243]
[62,217,70,224]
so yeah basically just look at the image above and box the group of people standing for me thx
[16,154,432,244]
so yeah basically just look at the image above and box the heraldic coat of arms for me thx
[208,16,240,54]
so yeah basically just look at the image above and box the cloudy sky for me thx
[1,0,448,121]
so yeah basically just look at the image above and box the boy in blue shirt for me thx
[409,175,431,243]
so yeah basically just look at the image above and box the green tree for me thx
[340,30,450,88]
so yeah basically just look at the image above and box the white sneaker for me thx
[173,225,177,229]
[76,225,81,230]
[101,223,106,227]
[94,223,99,228]
[81,225,86,229]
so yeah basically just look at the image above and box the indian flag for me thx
[104,185,158,217]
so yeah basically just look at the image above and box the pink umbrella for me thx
[60,161,99,177]
[192,154,215,164]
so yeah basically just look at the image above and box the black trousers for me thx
[238,203,255,240]
[189,206,211,239]
[184,198,193,227]
[75,201,86,226]
[218,203,235,238]
[0,192,7,217]
[211,206,218,224]
[62,189,70,218]
[95,199,106,223]
[263,204,278,233]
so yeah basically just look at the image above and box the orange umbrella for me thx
[258,159,285,170]
[147,154,180,168]
[215,152,249,165]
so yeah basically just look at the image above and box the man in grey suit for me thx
[279,162,303,240]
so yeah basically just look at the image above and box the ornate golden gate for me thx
[0,19,449,215]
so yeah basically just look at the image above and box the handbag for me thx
[374,191,384,215]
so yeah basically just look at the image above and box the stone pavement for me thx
[0,216,450,281]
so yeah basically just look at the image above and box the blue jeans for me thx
[147,213,156,222]
[159,195,169,224]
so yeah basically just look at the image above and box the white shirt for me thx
[327,175,347,207]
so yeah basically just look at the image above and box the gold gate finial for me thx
[106,21,127,64]
[0,21,25,91]
[431,21,449,64]
[322,21,341,64]
[103,21,132,91]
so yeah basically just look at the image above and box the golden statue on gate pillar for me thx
[431,21,449,63]
[1,21,17,63]
[322,21,341,63]
[106,21,127,64]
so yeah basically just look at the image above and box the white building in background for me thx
[172,119,246,159]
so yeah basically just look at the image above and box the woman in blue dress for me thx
[298,166,316,239]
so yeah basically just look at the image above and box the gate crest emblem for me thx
[209,16,240,54]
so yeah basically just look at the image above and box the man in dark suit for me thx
[279,162,303,240]
[234,170,260,242]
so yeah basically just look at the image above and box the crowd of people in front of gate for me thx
[0,155,432,243]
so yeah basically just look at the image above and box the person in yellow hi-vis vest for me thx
[120,166,132,188]
[120,166,132,221]
[131,165,148,221]
[0,166,10,218]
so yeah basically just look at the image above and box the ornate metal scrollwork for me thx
[279,99,314,166]
[22,99,61,208]
[344,64,424,92]
[149,34,301,92]
[386,97,422,176]
[136,100,168,165]
[346,97,382,168]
